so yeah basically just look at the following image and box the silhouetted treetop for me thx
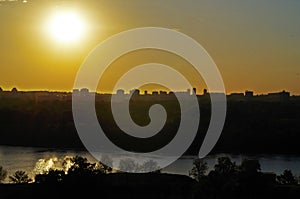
[214,157,237,175]
[189,158,208,181]
[9,170,32,184]
[240,159,261,174]
[0,166,7,182]
[277,169,298,185]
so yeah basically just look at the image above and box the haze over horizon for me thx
[0,0,300,94]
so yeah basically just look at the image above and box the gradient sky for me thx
[0,0,299,94]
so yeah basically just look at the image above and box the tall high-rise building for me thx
[193,87,197,95]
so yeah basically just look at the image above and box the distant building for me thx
[152,91,159,95]
[160,91,167,95]
[267,90,290,101]
[193,88,197,95]
[135,89,140,95]
[80,88,89,95]
[130,89,140,95]
[229,93,244,100]
[113,89,126,102]
[73,89,79,95]
[209,92,226,101]
[230,93,244,97]
[11,87,18,93]
[245,90,254,97]
[116,89,125,95]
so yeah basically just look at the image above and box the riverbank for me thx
[1,173,300,199]
[0,173,196,199]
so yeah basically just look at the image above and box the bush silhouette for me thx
[67,156,97,174]
[277,169,298,185]
[140,160,161,173]
[214,157,237,176]
[240,159,261,174]
[189,158,208,181]
[9,170,32,184]
[34,155,112,184]
[100,155,113,174]
[0,166,7,182]
[35,169,65,184]
[119,158,139,173]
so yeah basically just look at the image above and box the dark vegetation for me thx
[189,157,300,199]
[1,93,300,154]
[214,100,300,154]
[1,93,300,197]
[0,156,299,199]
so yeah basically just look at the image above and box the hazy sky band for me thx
[0,0,299,94]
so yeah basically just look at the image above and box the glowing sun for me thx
[46,11,85,43]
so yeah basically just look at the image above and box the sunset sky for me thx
[0,0,299,94]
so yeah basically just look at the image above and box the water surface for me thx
[1,145,300,182]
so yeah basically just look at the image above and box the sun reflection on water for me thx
[34,157,57,174]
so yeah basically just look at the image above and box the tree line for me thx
[189,157,299,198]
[0,156,299,198]
[1,96,300,154]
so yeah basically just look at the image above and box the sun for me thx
[46,11,85,43]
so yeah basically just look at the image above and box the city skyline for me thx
[0,85,293,98]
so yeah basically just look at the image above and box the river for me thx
[1,145,300,182]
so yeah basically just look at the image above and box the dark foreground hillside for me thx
[0,173,196,199]
[1,173,300,199]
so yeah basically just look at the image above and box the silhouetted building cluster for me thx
[227,90,290,102]
[267,90,290,101]
[0,86,294,102]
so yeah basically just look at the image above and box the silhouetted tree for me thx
[96,161,113,174]
[189,158,208,181]
[206,157,238,198]
[35,156,103,184]
[63,155,104,184]
[9,170,32,184]
[68,156,98,174]
[35,169,65,184]
[238,159,265,195]
[0,166,7,182]
[214,157,237,176]
[277,169,298,185]
[140,160,161,173]
[100,155,113,174]
[119,158,139,173]
[240,159,261,174]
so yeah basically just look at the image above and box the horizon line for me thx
[0,87,297,96]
